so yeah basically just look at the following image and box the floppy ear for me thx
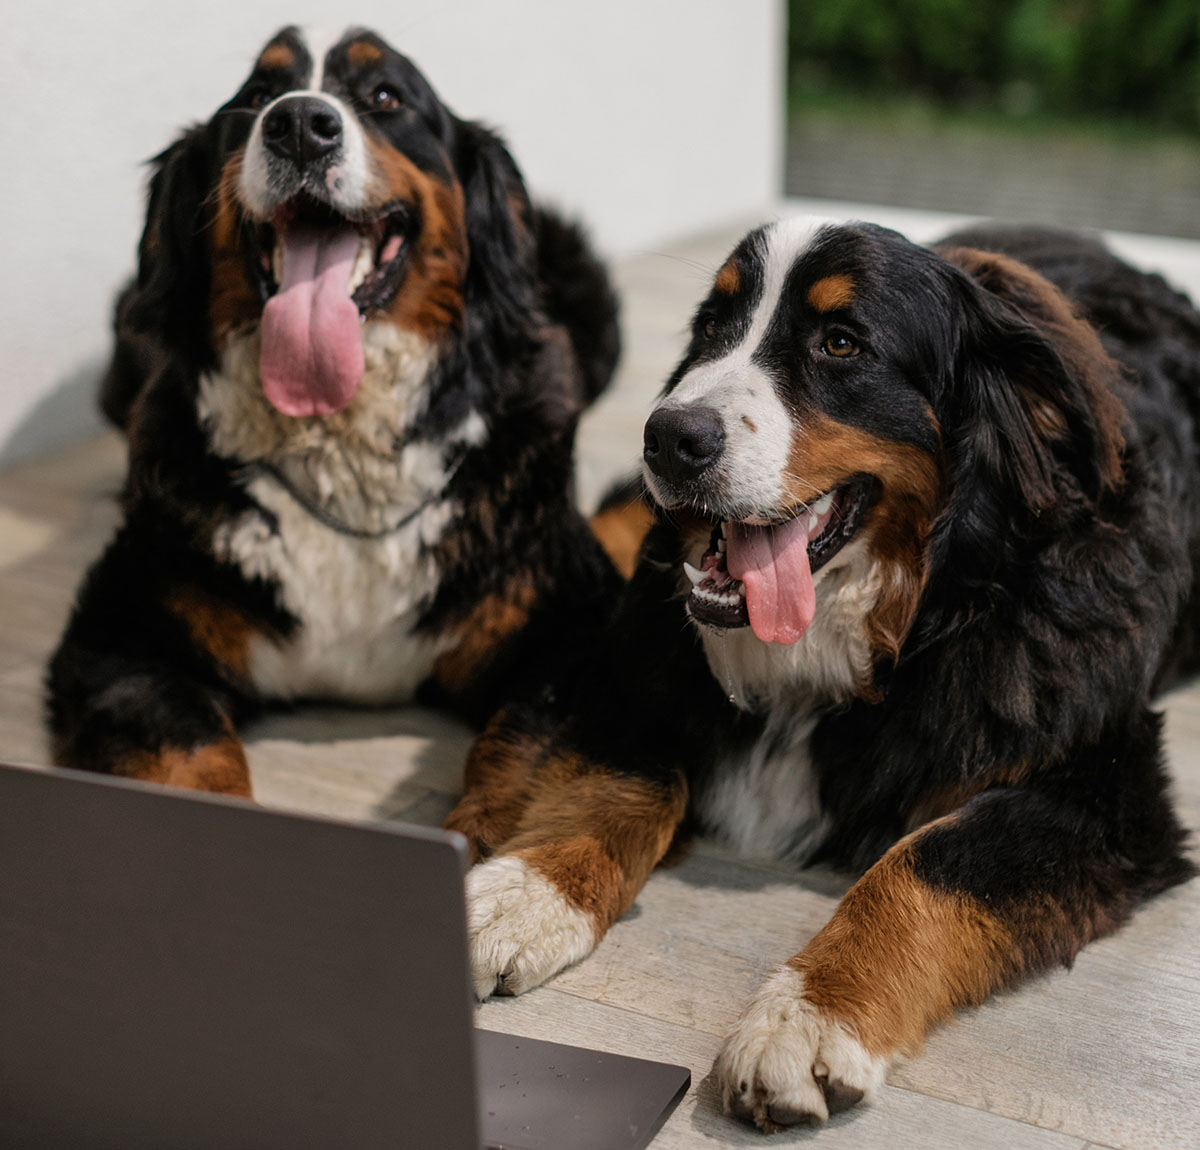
[453,120,539,347]
[101,125,215,428]
[99,280,170,429]
[452,119,612,433]
[938,246,1126,522]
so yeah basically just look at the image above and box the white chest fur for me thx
[695,710,828,862]
[214,479,454,703]
[693,538,882,860]
[200,323,484,704]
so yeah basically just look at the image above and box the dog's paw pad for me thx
[715,966,886,1130]
[466,855,596,1000]
[820,1077,865,1116]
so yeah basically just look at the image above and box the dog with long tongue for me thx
[725,517,818,646]
[260,224,366,417]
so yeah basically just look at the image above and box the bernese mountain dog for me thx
[47,26,624,795]
[447,220,1199,1131]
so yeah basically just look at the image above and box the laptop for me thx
[0,760,689,1149]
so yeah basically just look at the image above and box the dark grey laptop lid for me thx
[0,761,690,1150]
[0,760,480,1150]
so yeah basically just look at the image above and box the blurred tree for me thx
[789,0,1200,131]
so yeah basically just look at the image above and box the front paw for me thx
[715,967,887,1132]
[466,854,597,999]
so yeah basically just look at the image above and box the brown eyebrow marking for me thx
[258,42,295,71]
[715,258,740,295]
[347,40,384,66]
[808,273,856,312]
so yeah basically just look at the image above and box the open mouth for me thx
[247,193,415,315]
[684,476,875,644]
[244,194,416,418]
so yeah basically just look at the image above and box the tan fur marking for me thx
[589,498,655,579]
[432,581,538,696]
[715,258,740,295]
[164,585,258,678]
[807,274,856,313]
[445,709,549,861]
[346,40,384,66]
[502,761,688,931]
[122,737,252,797]
[258,42,295,71]
[791,833,1015,1057]
[788,412,942,663]
[365,137,469,340]
[209,151,262,344]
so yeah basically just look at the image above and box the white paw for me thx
[466,854,597,999]
[715,966,887,1131]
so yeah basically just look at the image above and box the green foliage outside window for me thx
[788,0,1200,132]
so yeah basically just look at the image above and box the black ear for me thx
[454,120,539,348]
[531,205,621,408]
[940,246,1126,520]
[918,246,1129,601]
[101,125,214,428]
[99,280,169,429]
[452,120,621,427]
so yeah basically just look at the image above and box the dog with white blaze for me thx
[49,26,626,794]
[446,219,1199,1132]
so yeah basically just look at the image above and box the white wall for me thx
[0,0,785,463]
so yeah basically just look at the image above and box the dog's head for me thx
[644,219,1126,673]
[115,26,538,421]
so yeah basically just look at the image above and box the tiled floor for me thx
[2,202,1198,1148]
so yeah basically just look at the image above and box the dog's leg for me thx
[444,706,551,862]
[50,666,252,797]
[716,724,1192,1130]
[465,757,687,998]
[48,581,261,797]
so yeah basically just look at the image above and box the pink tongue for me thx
[260,225,365,416]
[726,518,816,645]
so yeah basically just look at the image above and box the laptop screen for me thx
[0,760,481,1150]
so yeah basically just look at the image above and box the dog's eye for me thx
[372,86,401,111]
[246,87,272,111]
[823,332,859,358]
[699,316,717,340]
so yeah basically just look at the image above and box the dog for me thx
[446,220,1199,1131]
[48,26,625,795]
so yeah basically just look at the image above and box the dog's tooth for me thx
[348,233,374,294]
[272,243,283,286]
[716,536,726,554]
[814,492,834,515]
[808,510,819,532]
[683,561,704,587]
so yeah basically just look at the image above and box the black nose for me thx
[643,406,726,486]
[262,95,343,165]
